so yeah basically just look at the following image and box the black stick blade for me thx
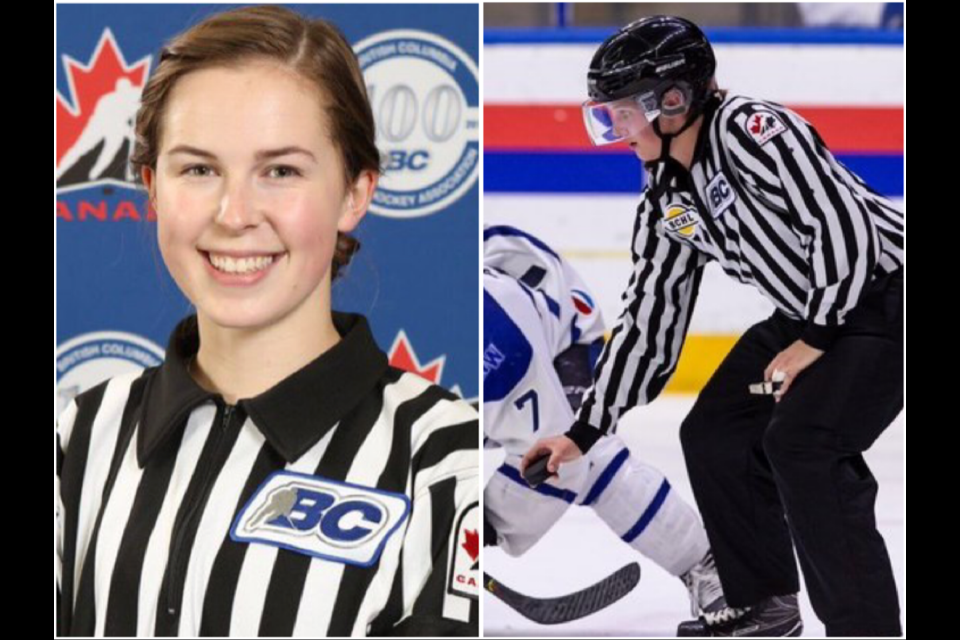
[484,562,641,625]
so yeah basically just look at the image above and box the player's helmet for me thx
[582,16,716,146]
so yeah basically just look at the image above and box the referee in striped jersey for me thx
[524,16,903,637]
[57,313,479,636]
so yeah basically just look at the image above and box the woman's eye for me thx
[267,165,302,179]
[182,165,215,177]
[178,165,302,179]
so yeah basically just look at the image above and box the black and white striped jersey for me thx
[56,312,479,637]
[569,93,904,451]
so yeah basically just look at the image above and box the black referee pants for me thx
[680,269,903,637]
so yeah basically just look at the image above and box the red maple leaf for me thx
[749,114,763,135]
[462,528,479,562]
[387,331,445,384]
[56,29,151,167]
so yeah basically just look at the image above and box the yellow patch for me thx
[663,204,700,238]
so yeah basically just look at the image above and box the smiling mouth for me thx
[202,251,285,275]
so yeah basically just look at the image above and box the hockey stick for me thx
[483,562,641,625]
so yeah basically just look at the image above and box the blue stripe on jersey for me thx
[540,290,561,318]
[483,290,533,403]
[580,447,630,507]
[483,225,562,261]
[622,478,671,543]
[497,464,577,503]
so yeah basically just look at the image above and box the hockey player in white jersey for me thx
[483,226,738,629]
[484,224,606,411]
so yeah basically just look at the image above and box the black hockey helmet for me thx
[583,16,716,145]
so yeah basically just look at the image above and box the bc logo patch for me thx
[231,472,410,567]
[706,172,736,219]
[447,502,479,600]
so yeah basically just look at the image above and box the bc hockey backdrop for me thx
[56,4,480,416]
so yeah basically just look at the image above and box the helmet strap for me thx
[647,91,720,199]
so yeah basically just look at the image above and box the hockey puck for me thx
[522,454,554,488]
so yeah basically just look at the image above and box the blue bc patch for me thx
[231,471,410,567]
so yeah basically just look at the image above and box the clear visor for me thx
[581,91,661,146]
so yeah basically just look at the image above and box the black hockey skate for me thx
[678,551,749,634]
[677,593,802,637]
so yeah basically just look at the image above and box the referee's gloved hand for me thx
[521,435,583,477]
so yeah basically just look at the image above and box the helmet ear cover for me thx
[650,82,693,118]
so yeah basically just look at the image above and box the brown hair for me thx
[130,5,380,279]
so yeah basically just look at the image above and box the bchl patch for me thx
[745,111,787,146]
[663,203,701,239]
[447,502,479,600]
[231,471,410,567]
[706,172,737,219]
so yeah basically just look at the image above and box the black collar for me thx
[137,312,388,467]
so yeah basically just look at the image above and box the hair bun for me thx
[333,232,360,279]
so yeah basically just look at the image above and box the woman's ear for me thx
[338,170,378,233]
[141,166,157,209]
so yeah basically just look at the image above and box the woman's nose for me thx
[215,178,261,230]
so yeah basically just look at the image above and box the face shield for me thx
[582,83,693,147]
[581,90,661,146]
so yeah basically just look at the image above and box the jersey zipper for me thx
[165,402,238,618]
